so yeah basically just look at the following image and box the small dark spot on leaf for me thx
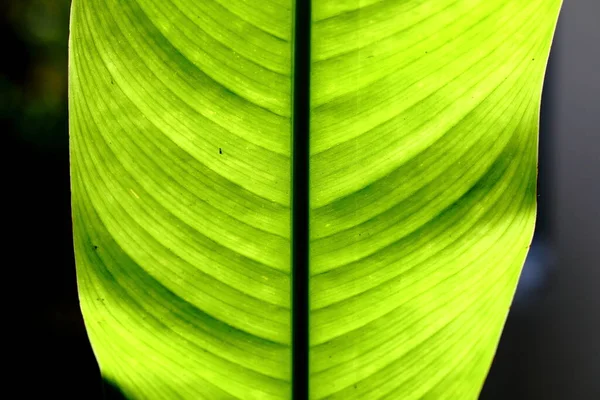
[111,79,114,85]
[354,385,358,389]
[532,58,535,61]
[93,245,98,250]
[219,148,223,155]
[425,51,428,54]
[367,55,374,58]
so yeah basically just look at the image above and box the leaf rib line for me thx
[211,0,291,41]
[311,21,545,222]
[74,55,291,278]
[145,0,291,76]
[310,130,536,345]
[92,0,293,146]
[311,0,538,158]
[312,0,465,61]
[314,205,531,397]
[76,48,291,241]
[292,0,311,398]
[72,104,291,339]
[123,0,291,114]
[75,14,292,207]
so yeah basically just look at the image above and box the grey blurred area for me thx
[541,0,600,396]
[532,0,600,396]
[2,0,598,398]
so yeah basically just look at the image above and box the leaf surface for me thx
[69,0,562,399]
[70,0,293,398]
[308,1,561,398]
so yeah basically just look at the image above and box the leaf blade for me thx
[309,0,562,398]
[69,0,562,398]
[69,0,293,398]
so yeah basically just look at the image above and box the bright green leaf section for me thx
[70,0,562,399]
[309,0,561,399]
[69,0,293,398]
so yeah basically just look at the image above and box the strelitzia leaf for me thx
[69,0,562,399]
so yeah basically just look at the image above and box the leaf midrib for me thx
[291,0,311,398]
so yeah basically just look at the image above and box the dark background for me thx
[3,1,598,398]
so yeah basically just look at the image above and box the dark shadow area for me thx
[2,0,97,397]
[103,380,130,400]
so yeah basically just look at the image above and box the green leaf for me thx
[69,0,562,399]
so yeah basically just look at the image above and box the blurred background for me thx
[3,0,598,398]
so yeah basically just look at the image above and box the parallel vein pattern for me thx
[69,0,292,398]
[70,0,561,398]
[309,0,561,399]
